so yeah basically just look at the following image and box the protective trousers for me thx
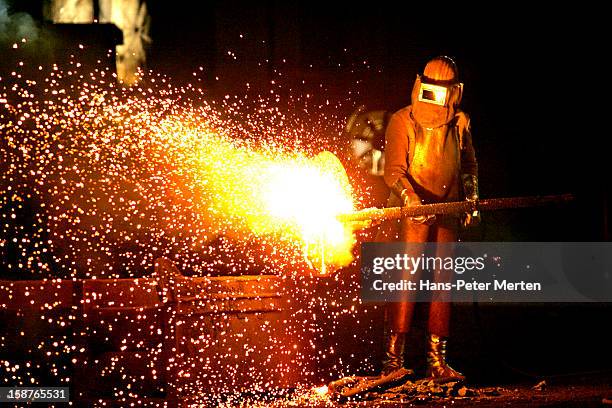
[385,218,456,337]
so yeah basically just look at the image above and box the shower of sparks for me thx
[1,54,381,406]
[0,61,357,279]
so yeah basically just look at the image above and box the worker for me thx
[379,56,479,382]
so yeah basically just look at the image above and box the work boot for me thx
[381,332,411,377]
[426,333,465,383]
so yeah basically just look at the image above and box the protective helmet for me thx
[411,56,463,128]
[423,56,459,83]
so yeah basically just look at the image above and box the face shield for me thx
[417,82,449,106]
[411,75,463,128]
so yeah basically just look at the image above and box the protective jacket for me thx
[384,106,477,207]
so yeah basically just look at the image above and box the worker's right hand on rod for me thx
[401,189,435,225]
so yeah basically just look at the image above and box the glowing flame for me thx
[1,42,378,404]
[261,151,356,274]
[1,59,358,278]
[188,132,356,275]
[313,385,329,396]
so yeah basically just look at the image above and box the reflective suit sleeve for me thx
[459,114,478,177]
[383,110,417,202]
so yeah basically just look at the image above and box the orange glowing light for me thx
[260,151,356,275]
[313,385,329,396]
[0,52,378,404]
[1,59,359,279]
[188,132,357,275]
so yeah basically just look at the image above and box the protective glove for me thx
[461,174,481,228]
[401,189,436,225]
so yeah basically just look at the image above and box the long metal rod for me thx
[337,193,575,223]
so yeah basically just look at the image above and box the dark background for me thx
[2,0,610,386]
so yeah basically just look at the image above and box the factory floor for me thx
[319,372,612,408]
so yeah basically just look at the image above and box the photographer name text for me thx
[372,279,542,292]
